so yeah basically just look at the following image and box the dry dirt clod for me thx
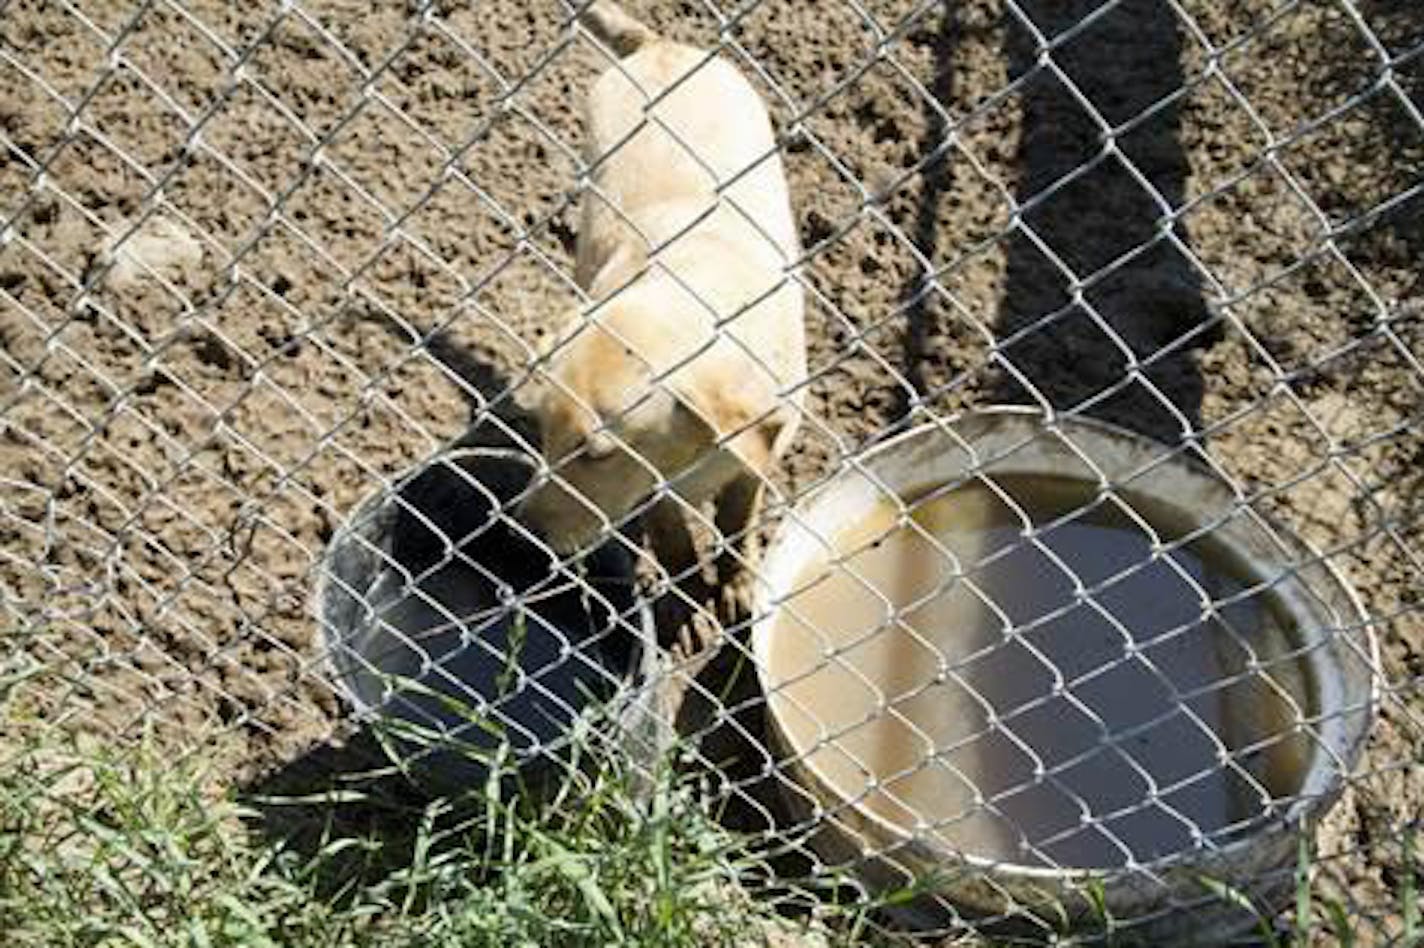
[95,214,205,291]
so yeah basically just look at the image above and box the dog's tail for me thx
[577,1,657,57]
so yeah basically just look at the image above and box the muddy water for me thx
[768,475,1316,868]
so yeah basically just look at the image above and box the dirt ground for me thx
[2,0,1421,941]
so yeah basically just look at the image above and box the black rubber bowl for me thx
[313,446,655,789]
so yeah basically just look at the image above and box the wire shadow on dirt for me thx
[988,0,1215,445]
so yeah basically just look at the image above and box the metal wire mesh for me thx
[1,0,1421,941]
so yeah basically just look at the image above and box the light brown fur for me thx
[519,2,806,592]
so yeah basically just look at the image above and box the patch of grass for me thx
[10,654,1411,948]
[0,726,341,946]
[0,665,851,947]
[1186,827,1424,948]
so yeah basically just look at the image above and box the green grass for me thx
[1,729,337,946]
[0,667,857,948]
[1284,831,1422,948]
[2,657,1417,947]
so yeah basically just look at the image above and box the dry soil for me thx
[2,0,1421,941]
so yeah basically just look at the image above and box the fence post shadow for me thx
[987,0,1215,445]
[890,1,963,423]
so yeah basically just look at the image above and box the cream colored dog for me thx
[519,1,806,595]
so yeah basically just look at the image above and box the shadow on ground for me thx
[887,0,1218,446]
[987,0,1215,444]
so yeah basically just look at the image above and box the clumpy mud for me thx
[2,0,1420,940]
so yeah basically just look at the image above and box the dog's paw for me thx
[675,606,724,664]
[651,577,726,658]
[713,571,754,628]
[653,591,693,645]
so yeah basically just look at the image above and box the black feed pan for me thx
[314,447,654,787]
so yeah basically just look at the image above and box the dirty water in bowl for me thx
[768,475,1317,868]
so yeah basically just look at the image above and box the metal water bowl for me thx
[752,408,1378,942]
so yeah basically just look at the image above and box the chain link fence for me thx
[2,0,1422,942]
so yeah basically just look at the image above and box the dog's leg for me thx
[643,496,698,584]
[642,497,710,649]
[713,472,764,623]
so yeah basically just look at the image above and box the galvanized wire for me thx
[1,0,1421,941]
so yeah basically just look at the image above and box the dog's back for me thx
[575,5,800,297]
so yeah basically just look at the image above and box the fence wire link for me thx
[2,0,1422,942]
